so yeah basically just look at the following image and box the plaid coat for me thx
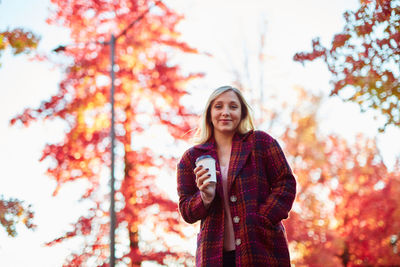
[177,130,296,267]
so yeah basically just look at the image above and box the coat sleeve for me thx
[177,150,209,224]
[257,131,296,226]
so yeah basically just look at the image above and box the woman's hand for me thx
[194,165,217,207]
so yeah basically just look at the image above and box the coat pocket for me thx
[252,213,288,250]
[255,213,281,231]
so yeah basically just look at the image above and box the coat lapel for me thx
[228,131,253,192]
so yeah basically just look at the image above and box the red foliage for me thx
[280,88,400,266]
[293,38,326,63]
[11,0,200,265]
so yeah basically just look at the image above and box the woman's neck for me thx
[214,131,234,149]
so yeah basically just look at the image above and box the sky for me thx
[1,0,399,266]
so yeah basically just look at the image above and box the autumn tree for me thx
[280,88,400,266]
[294,0,400,130]
[11,0,200,266]
[0,196,36,237]
[226,6,400,263]
[0,28,40,67]
[0,27,39,237]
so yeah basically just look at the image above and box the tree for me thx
[294,0,400,130]
[280,87,400,266]
[0,27,39,237]
[227,9,400,263]
[11,0,200,266]
[0,196,36,237]
[0,28,40,67]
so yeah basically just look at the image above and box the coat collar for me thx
[194,130,253,152]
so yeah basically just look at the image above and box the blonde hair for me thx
[193,85,254,144]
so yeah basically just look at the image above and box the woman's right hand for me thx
[194,165,216,207]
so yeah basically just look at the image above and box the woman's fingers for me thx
[194,166,206,177]
[198,172,211,184]
[198,180,214,191]
[194,165,217,204]
[196,173,210,188]
[194,166,209,185]
[194,165,219,189]
[193,165,203,173]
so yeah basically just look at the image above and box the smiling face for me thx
[209,90,242,136]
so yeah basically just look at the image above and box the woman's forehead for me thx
[214,90,240,102]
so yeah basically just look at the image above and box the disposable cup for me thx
[195,155,217,183]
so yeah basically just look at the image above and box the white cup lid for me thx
[195,155,214,164]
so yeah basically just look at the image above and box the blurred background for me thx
[1,0,399,266]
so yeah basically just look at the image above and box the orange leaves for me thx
[360,0,373,4]
[293,38,327,64]
[10,0,201,265]
[331,33,351,51]
[0,28,40,59]
[0,196,36,237]
[295,0,400,129]
[355,22,374,36]
[279,88,400,265]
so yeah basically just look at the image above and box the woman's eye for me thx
[230,105,238,109]
[215,105,222,109]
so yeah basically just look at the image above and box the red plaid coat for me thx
[177,130,296,266]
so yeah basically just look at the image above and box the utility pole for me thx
[109,33,116,267]
[108,2,161,265]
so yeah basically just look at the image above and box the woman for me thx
[177,86,296,267]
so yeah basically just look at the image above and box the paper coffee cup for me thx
[195,155,217,183]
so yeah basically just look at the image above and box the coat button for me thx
[235,238,241,246]
[233,216,240,223]
[230,195,237,202]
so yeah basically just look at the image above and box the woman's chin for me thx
[215,127,236,134]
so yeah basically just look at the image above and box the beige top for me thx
[220,165,235,251]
